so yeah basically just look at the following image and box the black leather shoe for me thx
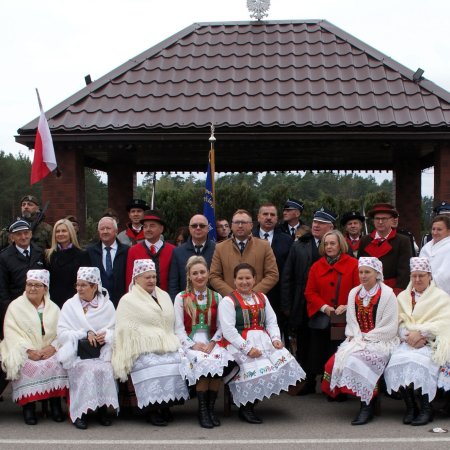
[98,405,112,426]
[351,401,373,425]
[147,411,168,426]
[49,397,65,423]
[22,402,37,425]
[238,403,263,424]
[207,390,221,427]
[74,415,88,430]
[197,392,214,428]
[400,387,418,424]
[411,394,433,426]
[160,407,174,422]
[298,380,316,396]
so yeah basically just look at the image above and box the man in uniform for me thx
[169,214,216,300]
[341,211,365,257]
[0,195,52,251]
[117,199,149,247]
[0,220,45,336]
[281,207,337,394]
[280,198,308,240]
[125,210,174,292]
[358,203,412,294]
[209,209,278,297]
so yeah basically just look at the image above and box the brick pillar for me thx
[107,164,135,231]
[393,155,421,242]
[434,145,450,202]
[42,146,85,232]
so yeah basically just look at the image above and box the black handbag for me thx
[308,273,342,330]
[77,338,103,360]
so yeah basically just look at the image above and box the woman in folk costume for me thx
[321,257,399,425]
[112,259,188,427]
[419,215,450,295]
[174,255,233,428]
[57,266,118,429]
[384,257,450,426]
[0,269,68,425]
[218,263,305,424]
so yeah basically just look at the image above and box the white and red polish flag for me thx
[30,89,57,185]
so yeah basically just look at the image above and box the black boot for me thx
[49,397,64,422]
[197,392,214,428]
[147,409,168,426]
[97,405,112,426]
[22,402,37,425]
[400,386,418,424]
[74,413,88,430]
[238,402,263,424]
[207,390,220,427]
[351,401,374,425]
[411,393,433,426]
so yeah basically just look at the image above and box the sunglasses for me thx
[190,223,208,229]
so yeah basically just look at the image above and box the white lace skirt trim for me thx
[330,349,389,404]
[68,359,119,421]
[131,351,189,409]
[179,345,234,386]
[227,333,305,406]
[384,342,439,401]
[12,354,69,402]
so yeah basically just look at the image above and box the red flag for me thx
[31,90,57,185]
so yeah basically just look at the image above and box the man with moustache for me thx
[341,211,365,257]
[281,207,337,395]
[168,214,215,300]
[252,203,292,325]
[209,209,278,296]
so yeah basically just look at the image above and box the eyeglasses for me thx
[190,223,208,229]
[232,221,252,226]
[373,217,391,222]
[26,282,45,289]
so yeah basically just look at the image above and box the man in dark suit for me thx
[252,203,292,327]
[87,216,129,307]
[168,214,215,300]
[0,220,45,336]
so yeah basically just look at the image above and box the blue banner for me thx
[203,150,216,241]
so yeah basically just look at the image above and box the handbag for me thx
[308,273,343,330]
[77,338,103,360]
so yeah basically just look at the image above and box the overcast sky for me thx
[1,0,449,196]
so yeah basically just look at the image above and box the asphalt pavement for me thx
[0,386,450,450]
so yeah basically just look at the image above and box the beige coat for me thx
[209,236,279,296]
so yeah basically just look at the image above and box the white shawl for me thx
[334,283,399,373]
[57,293,115,369]
[420,236,450,296]
[0,293,60,380]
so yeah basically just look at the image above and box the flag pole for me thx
[35,88,43,111]
[209,124,216,210]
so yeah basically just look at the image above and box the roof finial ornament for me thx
[247,0,271,21]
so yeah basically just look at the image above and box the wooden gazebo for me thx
[16,20,450,239]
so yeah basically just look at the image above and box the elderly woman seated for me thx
[384,257,450,426]
[0,269,69,425]
[112,259,189,426]
[321,257,399,425]
[57,267,119,429]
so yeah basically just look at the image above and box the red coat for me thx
[125,241,175,293]
[304,254,359,318]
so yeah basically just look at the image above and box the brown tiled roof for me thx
[19,20,450,133]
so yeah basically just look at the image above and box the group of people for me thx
[0,194,449,429]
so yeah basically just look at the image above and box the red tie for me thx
[411,291,416,311]
[150,245,156,255]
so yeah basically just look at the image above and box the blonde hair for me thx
[319,229,349,256]
[45,219,81,263]
[184,255,208,319]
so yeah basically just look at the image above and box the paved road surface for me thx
[0,387,449,450]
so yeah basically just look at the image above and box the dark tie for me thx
[105,246,113,276]
[263,233,269,240]
[317,239,321,248]
[195,245,202,255]
[23,249,30,260]
[239,241,245,254]
[290,227,296,239]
